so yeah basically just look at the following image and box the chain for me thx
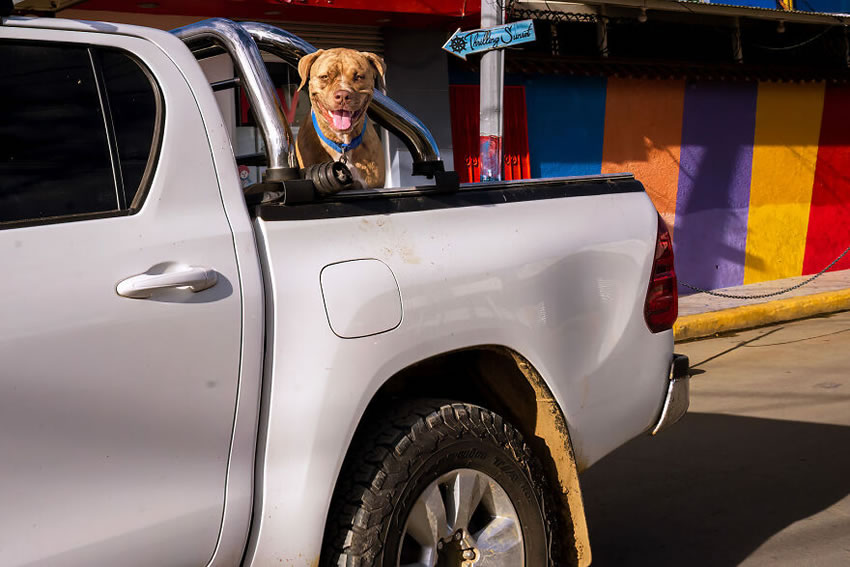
[680,246,850,299]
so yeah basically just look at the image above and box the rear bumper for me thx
[650,354,690,436]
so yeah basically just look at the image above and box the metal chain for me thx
[680,246,850,299]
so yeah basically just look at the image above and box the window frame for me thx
[0,39,165,230]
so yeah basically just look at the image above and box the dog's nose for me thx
[334,90,351,104]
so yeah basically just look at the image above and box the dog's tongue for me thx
[331,109,352,131]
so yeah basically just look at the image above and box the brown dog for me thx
[296,48,386,191]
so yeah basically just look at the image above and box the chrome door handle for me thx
[117,266,218,299]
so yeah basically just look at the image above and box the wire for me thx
[748,26,833,51]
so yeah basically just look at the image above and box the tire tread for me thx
[320,400,558,567]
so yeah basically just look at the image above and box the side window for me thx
[100,49,160,208]
[0,41,161,227]
[0,42,115,223]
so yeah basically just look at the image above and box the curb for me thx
[673,288,850,342]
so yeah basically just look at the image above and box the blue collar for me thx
[312,110,368,154]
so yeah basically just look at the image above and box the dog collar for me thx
[312,110,368,155]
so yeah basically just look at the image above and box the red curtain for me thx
[449,85,531,183]
[239,87,300,126]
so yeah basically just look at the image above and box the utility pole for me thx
[479,0,504,181]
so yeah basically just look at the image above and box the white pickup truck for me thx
[0,12,689,567]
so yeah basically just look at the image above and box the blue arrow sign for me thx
[442,20,536,60]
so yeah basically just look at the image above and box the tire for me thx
[321,401,556,567]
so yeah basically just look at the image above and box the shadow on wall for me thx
[580,412,850,566]
[459,74,850,290]
[672,81,757,293]
[597,78,850,290]
[599,78,762,292]
[601,77,685,233]
[801,84,850,276]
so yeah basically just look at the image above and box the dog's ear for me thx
[297,50,325,91]
[361,52,386,91]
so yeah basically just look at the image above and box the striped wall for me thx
[672,81,757,292]
[520,76,850,292]
[525,76,607,178]
[600,78,684,236]
[745,82,823,283]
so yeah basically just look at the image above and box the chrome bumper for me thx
[650,354,691,436]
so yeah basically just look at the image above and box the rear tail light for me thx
[644,215,678,333]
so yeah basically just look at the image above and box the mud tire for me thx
[320,400,557,567]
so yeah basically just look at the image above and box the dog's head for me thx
[297,48,386,138]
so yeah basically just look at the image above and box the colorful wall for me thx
[517,76,850,292]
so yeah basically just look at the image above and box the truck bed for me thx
[247,173,673,564]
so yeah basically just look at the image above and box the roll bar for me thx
[172,18,298,182]
[171,18,445,182]
[240,22,443,177]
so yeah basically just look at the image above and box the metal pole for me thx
[172,18,298,178]
[479,0,504,182]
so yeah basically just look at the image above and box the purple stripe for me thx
[674,81,757,293]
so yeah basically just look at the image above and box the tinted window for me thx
[0,42,117,223]
[101,50,158,207]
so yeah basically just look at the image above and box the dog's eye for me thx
[317,74,329,81]
[353,73,362,81]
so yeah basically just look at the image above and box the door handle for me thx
[117,266,218,299]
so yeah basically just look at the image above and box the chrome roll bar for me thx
[172,18,298,180]
[173,19,444,179]
[240,22,442,174]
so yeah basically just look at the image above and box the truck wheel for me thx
[321,401,556,567]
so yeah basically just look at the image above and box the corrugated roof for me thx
[678,1,849,19]
[512,0,850,24]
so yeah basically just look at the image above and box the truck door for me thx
[0,28,242,566]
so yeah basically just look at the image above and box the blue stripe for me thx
[524,76,607,178]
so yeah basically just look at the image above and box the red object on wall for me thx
[239,87,299,126]
[449,85,531,183]
[803,84,850,274]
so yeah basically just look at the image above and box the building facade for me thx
[446,1,850,291]
[14,0,850,291]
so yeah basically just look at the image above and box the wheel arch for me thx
[338,345,592,567]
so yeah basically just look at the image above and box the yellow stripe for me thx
[744,82,824,284]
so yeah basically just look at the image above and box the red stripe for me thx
[803,84,850,274]
[239,87,298,126]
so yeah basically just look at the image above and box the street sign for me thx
[442,19,536,60]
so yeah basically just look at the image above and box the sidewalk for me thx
[674,269,850,341]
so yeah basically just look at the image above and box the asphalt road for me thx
[580,311,850,566]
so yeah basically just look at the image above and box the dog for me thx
[296,48,386,191]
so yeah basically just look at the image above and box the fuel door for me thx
[320,259,403,338]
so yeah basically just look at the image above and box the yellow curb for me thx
[674,288,850,342]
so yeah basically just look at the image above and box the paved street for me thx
[580,311,850,566]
